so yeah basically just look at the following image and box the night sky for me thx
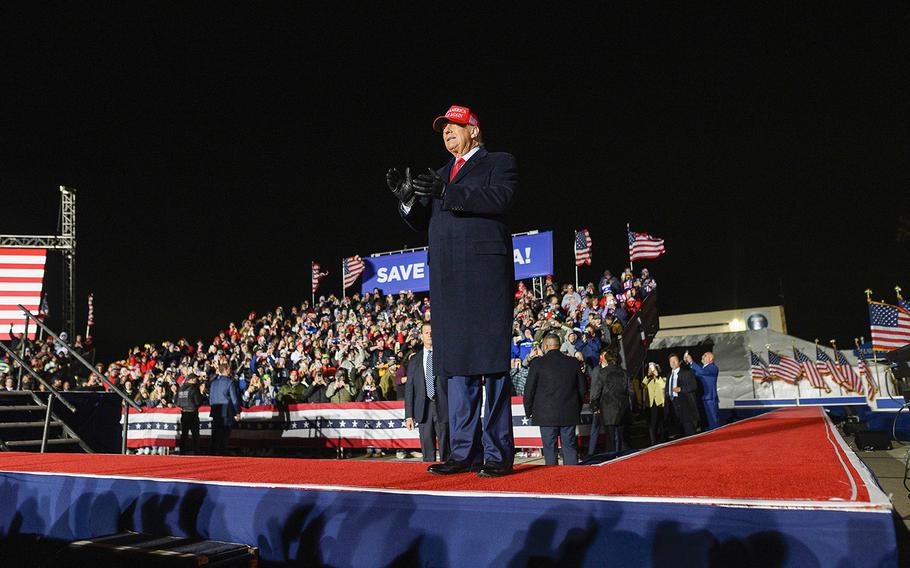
[3,4,908,361]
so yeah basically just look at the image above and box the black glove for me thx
[386,167,415,205]
[412,168,446,199]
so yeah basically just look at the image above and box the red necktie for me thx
[450,157,466,182]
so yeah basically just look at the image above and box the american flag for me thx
[750,350,771,382]
[899,297,910,313]
[574,229,592,266]
[768,350,801,384]
[343,255,365,290]
[855,349,877,401]
[815,345,837,379]
[628,231,666,262]
[311,262,328,295]
[868,301,910,352]
[833,350,863,395]
[87,293,94,327]
[794,347,828,391]
[0,248,47,340]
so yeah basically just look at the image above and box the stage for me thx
[0,407,897,566]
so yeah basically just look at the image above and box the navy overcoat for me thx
[401,147,518,377]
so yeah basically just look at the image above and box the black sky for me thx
[2,4,908,361]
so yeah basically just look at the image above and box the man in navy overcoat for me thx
[208,363,242,455]
[388,105,517,477]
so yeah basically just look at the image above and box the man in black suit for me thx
[405,322,450,462]
[667,353,699,437]
[390,105,518,478]
[523,334,587,465]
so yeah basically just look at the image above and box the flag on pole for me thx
[867,301,910,352]
[38,293,49,320]
[750,351,771,382]
[311,262,328,295]
[856,350,877,401]
[833,350,863,395]
[87,293,94,327]
[794,347,828,392]
[815,345,837,378]
[343,255,365,290]
[574,229,592,266]
[768,350,801,384]
[628,230,666,262]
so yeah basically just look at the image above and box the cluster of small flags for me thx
[749,346,865,395]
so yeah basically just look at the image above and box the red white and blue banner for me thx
[360,231,554,295]
[124,397,591,449]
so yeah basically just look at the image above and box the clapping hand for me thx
[386,167,415,205]
[412,168,446,199]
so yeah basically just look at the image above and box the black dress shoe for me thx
[477,462,513,478]
[427,459,483,475]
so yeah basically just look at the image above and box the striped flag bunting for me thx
[122,398,592,449]
[867,301,910,352]
[767,350,801,384]
[794,347,829,392]
[628,231,666,262]
[0,247,47,340]
[750,350,771,382]
[574,229,592,266]
[343,255,365,290]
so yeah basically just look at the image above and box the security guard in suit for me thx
[404,322,450,462]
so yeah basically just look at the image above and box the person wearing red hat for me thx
[387,105,518,478]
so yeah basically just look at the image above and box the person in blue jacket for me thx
[686,351,720,430]
[511,328,535,362]
[208,362,242,455]
[389,104,517,478]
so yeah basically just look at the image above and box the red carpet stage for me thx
[0,407,897,566]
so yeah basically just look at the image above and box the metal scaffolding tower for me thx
[0,186,77,338]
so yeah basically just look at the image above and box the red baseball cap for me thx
[433,105,480,132]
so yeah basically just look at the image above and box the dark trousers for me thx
[604,425,623,452]
[587,416,601,456]
[211,422,231,455]
[418,397,450,462]
[540,425,578,465]
[179,411,200,454]
[648,404,667,445]
[447,373,513,466]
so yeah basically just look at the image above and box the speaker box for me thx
[843,421,869,435]
[854,431,892,451]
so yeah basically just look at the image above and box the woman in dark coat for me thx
[590,352,631,452]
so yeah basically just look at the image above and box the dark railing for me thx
[17,305,142,454]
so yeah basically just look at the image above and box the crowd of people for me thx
[0,267,672,458]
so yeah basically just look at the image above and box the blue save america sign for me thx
[360,231,554,295]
